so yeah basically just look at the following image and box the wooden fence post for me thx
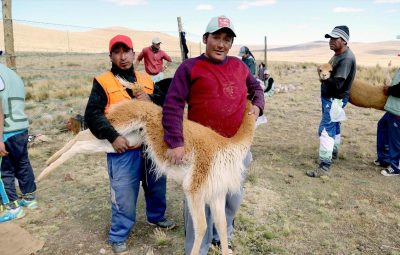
[2,0,16,70]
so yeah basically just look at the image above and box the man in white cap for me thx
[307,25,356,178]
[134,37,172,83]
[162,15,264,254]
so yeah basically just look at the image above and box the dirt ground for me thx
[6,54,400,255]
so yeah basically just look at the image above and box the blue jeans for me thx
[184,151,252,255]
[377,112,400,171]
[318,97,348,168]
[0,130,36,204]
[107,149,167,243]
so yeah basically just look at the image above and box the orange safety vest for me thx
[95,71,154,113]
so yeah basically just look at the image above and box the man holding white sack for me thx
[307,25,356,178]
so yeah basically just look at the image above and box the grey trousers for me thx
[184,151,252,255]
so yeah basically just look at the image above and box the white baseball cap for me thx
[152,37,161,44]
[205,15,236,37]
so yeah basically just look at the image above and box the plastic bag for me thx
[330,99,347,122]
[255,115,268,128]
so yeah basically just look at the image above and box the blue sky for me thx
[8,0,400,45]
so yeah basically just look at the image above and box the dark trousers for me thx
[377,112,400,170]
[0,130,36,203]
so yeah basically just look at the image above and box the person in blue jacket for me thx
[0,64,38,223]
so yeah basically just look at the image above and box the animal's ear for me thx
[317,67,321,72]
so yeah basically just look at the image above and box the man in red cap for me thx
[84,34,175,254]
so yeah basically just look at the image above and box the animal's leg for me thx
[45,137,78,165]
[46,130,96,165]
[186,192,207,255]
[210,193,228,255]
[38,143,86,182]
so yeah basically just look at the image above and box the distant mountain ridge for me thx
[0,22,398,66]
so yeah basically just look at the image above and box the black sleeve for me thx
[388,82,400,98]
[84,79,120,143]
[321,77,345,98]
[149,78,172,106]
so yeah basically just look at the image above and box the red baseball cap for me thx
[109,35,133,52]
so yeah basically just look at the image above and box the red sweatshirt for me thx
[162,54,265,148]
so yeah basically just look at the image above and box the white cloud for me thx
[238,0,276,10]
[333,7,364,13]
[374,0,400,3]
[196,4,214,11]
[106,0,147,6]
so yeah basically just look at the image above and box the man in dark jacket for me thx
[307,25,356,178]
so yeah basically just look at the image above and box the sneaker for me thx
[0,202,25,223]
[211,239,234,255]
[373,159,389,168]
[19,193,38,209]
[147,218,176,230]
[19,199,38,209]
[111,241,128,255]
[381,166,400,176]
[227,240,234,255]
[306,166,331,178]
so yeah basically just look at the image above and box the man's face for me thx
[152,43,161,50]
[109,44,135,70]
[203,31,233,62]
[329,37,346,52]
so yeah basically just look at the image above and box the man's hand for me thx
[383,85,390,96]
[112,136,129,153]
[248,105,261,118]
[135,91,151,102]
[165,146,185,165]
[0,141,8,157]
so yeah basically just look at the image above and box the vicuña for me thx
[38,99,256,255]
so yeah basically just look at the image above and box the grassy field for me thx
[6,52,400,255]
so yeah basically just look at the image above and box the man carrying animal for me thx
[84,34,174,255]
[307,25,356,178]
[162,15,264,255]
[134,37,172,83]
[0,64,38,223]
[374,66,400,176]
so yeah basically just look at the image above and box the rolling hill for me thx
[0,22,399,67]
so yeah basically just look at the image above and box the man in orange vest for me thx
[84,34,175,255]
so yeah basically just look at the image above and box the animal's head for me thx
[116,75,144,94]
[318,63,333,80]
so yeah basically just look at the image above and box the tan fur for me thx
[115,75,144,94]
[66,117,82,134]
[317,63,333,80]
[39,100,256,255]
[318,63,387,110]
[349,80,387,110]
